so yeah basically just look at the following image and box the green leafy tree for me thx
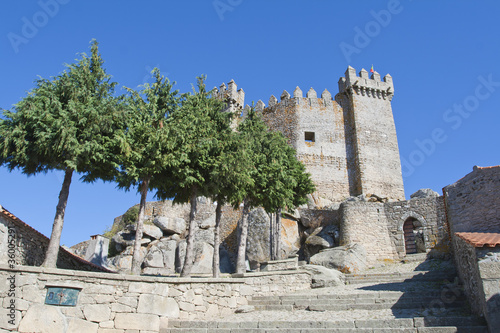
[157,76,231,277]
[208,129,253,277]
[260,134,315,260]
[234,110,315,272]
[117,68,181,275]
[0,40,123,268]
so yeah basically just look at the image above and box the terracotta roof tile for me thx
[0,206,114,273]
[455,232,500,248]
[475,165,500,170]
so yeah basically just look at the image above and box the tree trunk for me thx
[42,168,73,268]
[236,198,251,274]
[212,200,222,278]
[130,177,150,275]
[181,188,198,277]
[269,212,275,260]
[275,208,282,260]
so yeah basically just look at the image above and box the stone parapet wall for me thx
[453,238,500,332]
[453,236,485,318]
[477,247,500,331]
[0,265,311,332]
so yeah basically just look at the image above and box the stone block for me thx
[128,281,156,294]
[94,295,115,304]
[111,303,133,313]
[138,294,179,318]
[205,303,219,317]
[86,284,116,295]
[178,301,195,312]
[239,285,254,296]
[21,284,43,303]
[114,313,160,331]
[99,321,115,328]
[61,306,85,319]
[67,317,99,333]
[116,296,138,308]
[0,307,21,330]
[18,304,65,333]
[479,261,500,279]
[84,304,111,322]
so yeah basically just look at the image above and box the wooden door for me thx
[403,219,417,254]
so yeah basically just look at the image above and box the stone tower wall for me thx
[339,201,398,264]
[260,88,350,201]
[337,66,405,200]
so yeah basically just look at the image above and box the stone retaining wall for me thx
[0,265,311,333]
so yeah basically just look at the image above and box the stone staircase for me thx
[162,260,488,332]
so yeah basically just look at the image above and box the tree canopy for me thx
[156,76,233,277]
[0,40,124,267]
[116,68,181,274]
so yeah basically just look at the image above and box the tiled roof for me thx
[455,232,500,248]
[0,205,113,273]
[474,165,500,170]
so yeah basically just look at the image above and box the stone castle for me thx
[1,67,499,332]
[214,66,405,202]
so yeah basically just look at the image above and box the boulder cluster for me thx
[97,193,378,275]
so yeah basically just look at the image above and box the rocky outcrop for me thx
[302,264,345,288]
[410,188,440,199]
[309,243,367,274]
[153,216,186,235]
[105,197,341,275]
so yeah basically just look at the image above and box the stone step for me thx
[345,274,457,285]
[251,292,466,303]
[255,302,467,312]
[163,316,487,332]
[163,327,488,333]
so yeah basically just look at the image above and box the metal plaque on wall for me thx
[45,287,80,306]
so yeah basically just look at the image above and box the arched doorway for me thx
[403,217,425,254]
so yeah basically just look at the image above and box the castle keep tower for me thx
[336,66,405,200]
[258,86,351,202]
[217,66,405,202]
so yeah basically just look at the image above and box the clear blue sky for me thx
[1,1,499,247]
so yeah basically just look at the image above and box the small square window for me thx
[305,132,315,142]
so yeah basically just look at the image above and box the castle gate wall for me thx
[384,197,449,258]
[0,265,311,332]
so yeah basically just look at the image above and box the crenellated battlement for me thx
[253,86,336,112]
[338,66,394,101]
[213,79,245,114]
